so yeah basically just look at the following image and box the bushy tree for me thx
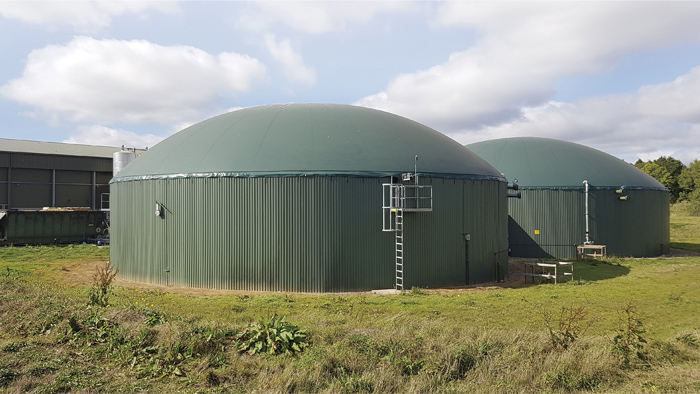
[679,160,700,202]
[635,156,685,203]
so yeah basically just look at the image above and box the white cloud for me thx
[0,0,178,30]
[637,67,700,123]
[64,125,164,150]
[456,66,700,165]
[264,35,316,85]
[356,2,700,133]
[1,36,267,126]
[236,1,417,34]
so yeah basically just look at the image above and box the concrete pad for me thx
[372,289,401,295]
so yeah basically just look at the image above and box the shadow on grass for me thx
[670,242,700,253]
[507,259,630,288]
[573,259,630,282]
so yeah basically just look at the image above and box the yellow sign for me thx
[534,230,540,235]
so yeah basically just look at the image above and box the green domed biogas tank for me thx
[468,137,669,258]
[111,104,508,292]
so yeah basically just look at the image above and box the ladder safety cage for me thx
[382,183,433,232]
[381,180,433,291]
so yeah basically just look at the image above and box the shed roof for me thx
[0,138,120,159]
[467,137,666,190]
[114,104,503,181]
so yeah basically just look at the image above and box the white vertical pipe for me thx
[583,180,591,244]
[414,155,418,185]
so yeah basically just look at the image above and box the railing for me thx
[382,183,432,231]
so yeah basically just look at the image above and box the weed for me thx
[144,309,166,326]
[668,293,683,301]
[342,375,374,393]
[542,364,602,391]
[1,341,28,353]
[610,302,647,368]
[347,333,373,353]
[542,304,594,350]
[0,368,18,387]
[442,346,478,380]
[87,261,118,307]
[382,336,427,376]
[646,340,689,364]
[297,347,327,370]
[640,380,663,393]
[322,355,353,378]
[283,294,295,303]
[236,315,308,355]
[28,364,58,377]
[410,286,426,295]
[676,331,699,347]
[1,266,19,278]
[396,354,424,375]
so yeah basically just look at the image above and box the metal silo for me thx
[113,149,136,176]
[468,137,670,259]
[110,104,508,292]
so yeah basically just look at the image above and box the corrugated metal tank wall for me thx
[594,189,670,257]
[508,189,587,259]
[111,176,507,292]
[403,178,508,288]
[507,188,669,259]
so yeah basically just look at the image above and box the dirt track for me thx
[57,249,698,297]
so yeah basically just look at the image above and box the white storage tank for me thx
[113,149,136,176]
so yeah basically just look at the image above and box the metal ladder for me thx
[395,209,404,290]
[382,177,432,291]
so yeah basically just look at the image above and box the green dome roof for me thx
[114,104,502,181]
[467,137,666,190]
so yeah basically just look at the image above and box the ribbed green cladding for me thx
[111,104,509,292]
[467,137,666,190]
[467,137,670,258]
[113,104,502,181]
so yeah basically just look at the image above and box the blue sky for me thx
[1,1,700,164]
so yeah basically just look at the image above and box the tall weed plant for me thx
[87,261,118,307]
[235,315,308,355]
[610,302,648,368]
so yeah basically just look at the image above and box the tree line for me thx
[634,156,700,206]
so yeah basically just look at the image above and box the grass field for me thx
[1,214,699,393]
[671,205,700,252]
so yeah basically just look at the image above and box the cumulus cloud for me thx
[456,66,700,165]
[1,36,267,126]
[0,0,178,30]
[264,35,316,85]
[236,1,417,34]
[637,68,700,123]
[355,2,700,133]
[64,125,164,150]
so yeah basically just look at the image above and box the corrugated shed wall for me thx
[111,176,507,292]
[507,188,669,259]
[0,152,112,172]
[0,210,107,245]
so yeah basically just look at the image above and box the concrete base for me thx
[371,289,401,295]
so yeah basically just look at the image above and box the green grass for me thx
[670,205,700,252]
[0,244,109,263]
[0,217,699,393]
